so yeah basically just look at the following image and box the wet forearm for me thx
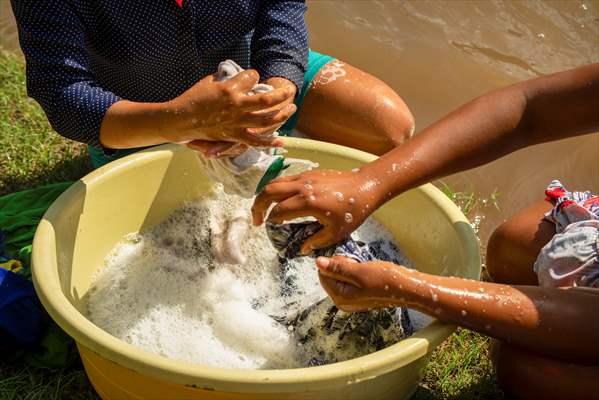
[388,270,599,360]
[99,99,182,149]
[360,63,599,208]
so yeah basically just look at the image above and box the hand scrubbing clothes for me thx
[196,61,413,361]
[197,60,317,199]
[266,221,415,365]
[196,60,316,265]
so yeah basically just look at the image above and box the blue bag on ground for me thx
[0,268,47,351]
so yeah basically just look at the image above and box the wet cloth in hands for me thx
[199,60,316,265]
[266,220,414,365]
[196,60,317,198]
[534,180,599,288]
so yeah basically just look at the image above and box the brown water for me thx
[2,1,598,244]
[309,0,599,244]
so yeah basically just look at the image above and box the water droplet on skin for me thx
[482,309,486,313]
[325,211,331,216]
[430,291,439,302]
[384,285,389,291]
[351,168,360,173]
[399,284,403,289]
[365,204,370,209]
[391,163,398,172]
[344,213,353,223]
[304,184,313,191]
[464,300,468,305]
[348,197,355,204]
[461,310,467,316]
[334,192,344,202]
[308,195,316,201]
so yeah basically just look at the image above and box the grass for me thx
[0,50,502,399]
[0,362,98,400]
[415,329,503,400]
[438,181,500,216]
[0,51,91,196]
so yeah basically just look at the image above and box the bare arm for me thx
[316,257,599,361]
[100,71,296,149]
[252,64,599,251]
[368,63,599,204]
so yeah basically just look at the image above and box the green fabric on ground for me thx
[0,182,77,367]
[23,323,79,368]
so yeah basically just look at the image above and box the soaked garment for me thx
[196,60,317,198]
[534,180,599,288]
[209,206,251,265]
[266,220,414,365]
[289,297,412,366]
[266,221,374,261]
[198,61,316,264]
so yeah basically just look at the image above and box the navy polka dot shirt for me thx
[11,0,308,148]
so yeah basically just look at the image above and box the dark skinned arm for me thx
[252,63,599,252]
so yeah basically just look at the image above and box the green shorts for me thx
[89,50,335,169]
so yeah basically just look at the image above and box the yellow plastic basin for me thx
[32,139,480,400]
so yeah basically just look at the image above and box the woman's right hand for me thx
[166,69,296,147]
[251,168,385,253]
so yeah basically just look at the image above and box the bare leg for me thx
[486,201,599,399]
[486,200,555,285]
[296,60,415,155]
[493,341,599,400]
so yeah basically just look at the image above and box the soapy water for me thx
[86,185,431,370]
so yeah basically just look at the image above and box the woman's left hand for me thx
[187,77,297,158]
[316,256,410,312]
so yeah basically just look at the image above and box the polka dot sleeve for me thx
[251,1,308,92]
[12,0,121,148]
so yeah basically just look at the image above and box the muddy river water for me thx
[2,1,598,245]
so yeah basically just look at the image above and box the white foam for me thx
[86,185,420,369]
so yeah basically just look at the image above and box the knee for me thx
[486,223,512,283]
[486,221,538,285]
[373,90,415,152]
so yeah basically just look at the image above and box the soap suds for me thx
[87,185,431,369]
